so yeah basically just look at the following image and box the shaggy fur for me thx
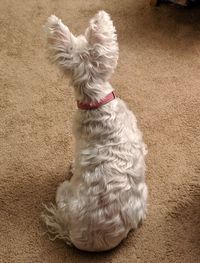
[42,11,148,252]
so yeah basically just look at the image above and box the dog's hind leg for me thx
[68,161,75,180]
[56,181,71,209]
[43,182,73,245]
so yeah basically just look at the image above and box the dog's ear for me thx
[44,15,78,70]
[85,11,117,48]
[85,11,118,78]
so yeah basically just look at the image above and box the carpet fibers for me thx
[0,1,200,262]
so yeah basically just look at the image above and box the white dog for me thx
[43,11,148,252]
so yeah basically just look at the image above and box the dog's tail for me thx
[41,204,73,246]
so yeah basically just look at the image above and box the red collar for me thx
[77,91,116,110]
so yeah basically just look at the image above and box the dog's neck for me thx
[77,91,115,110]
[73,81,114,104]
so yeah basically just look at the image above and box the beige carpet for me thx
[0,0,200,262]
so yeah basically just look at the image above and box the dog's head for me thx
[44,11,118,86]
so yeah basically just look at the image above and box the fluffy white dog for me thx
[43,10,148,252]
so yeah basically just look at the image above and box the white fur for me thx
[42,11,148,252]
